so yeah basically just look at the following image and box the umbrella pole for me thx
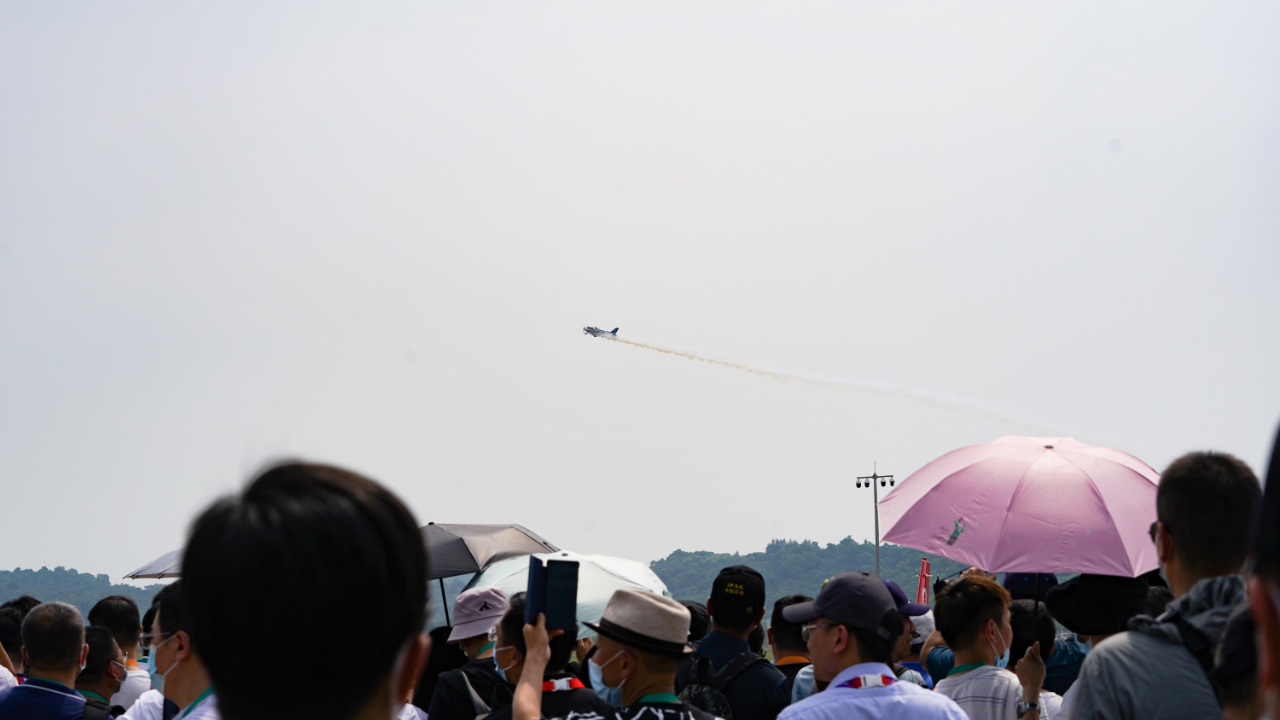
[440,578,451,626]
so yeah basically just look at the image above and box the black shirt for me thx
[680,632,789,720]
[773,662,808,701]
[431,658,510,720]
[486,673,613,720]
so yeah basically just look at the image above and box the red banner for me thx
[916,557,931,605]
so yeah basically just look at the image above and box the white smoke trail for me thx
[606,335,1058,434]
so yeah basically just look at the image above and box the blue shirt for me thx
[778,663,968,720]
[0,677,89,720]
[899,661,934,689]
[685,631,789,720]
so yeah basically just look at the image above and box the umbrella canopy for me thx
[463,550,670,639]
[124,522,558,582]
[424,523,559,580]
[123,548,182,579]
[879,436,1160,577]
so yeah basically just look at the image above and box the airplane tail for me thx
[610,328,619,334]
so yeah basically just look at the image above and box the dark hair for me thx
[88,596,141,652]
[154,582,191,636]
[1,596,42,619]
[934,577,1010,650]
[748,625,765,656]
[21,602,85,673]
[412,626,468,710]
[770,595,811,654]
[1146,586,1174,618]
[80,625,120,683]
[848,625,893,664]
[1008,600,1053,665]
[1158,452,1260,577]
[500,593,575,673]
[0,608,22,661]
[183,461,429,720]
[680,601,709,643]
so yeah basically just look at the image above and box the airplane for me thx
[583,327,619,337]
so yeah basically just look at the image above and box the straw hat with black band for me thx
[584,589,695,659]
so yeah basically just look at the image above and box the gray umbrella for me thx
[423,522,560,623]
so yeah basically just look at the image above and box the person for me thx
[513,588,723,720]
[0,601,90,719]
[88,596,149,711]
[679,566,788,720]
[1071,451,1261,720]
[1040,573,1148,718]
[767,595,812,698]
[431,587,512,720]
[76,625,127,717]
[901,610,935,688]
[483,593,612,720]
[1005,601,1061,716]
[1247,422,1280,720]
[136,608,157,673]
[930,576,1047,720]
[881,580,930,687]
[774,572,966,720]
[681,602,711,644]
[181,461,430,720]
[1213,603,1261,720]
[413,626,470,711]
[140,582,217,719]
[0,608,22,685]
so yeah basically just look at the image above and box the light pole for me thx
[856,463,895,577]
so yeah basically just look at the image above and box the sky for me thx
[1,1,1278,585]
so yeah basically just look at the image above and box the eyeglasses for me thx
[801,623,840,644]
[1149,521,1170,545]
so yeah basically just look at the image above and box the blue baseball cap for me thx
[882,580,930,616]
[781,572,901,641]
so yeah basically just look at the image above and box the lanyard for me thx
[79,690,110,704]
[837,674,896,689]
[638,693,680,704]
[543,678,586,692]
[179,687,215,719]
[774,656,810,666]
[948,662,989,677]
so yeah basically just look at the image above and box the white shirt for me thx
[0,666,16,692]
[933,665,1059,720]
[121,689,165,720]
[778,662,969,720]
[177,690,220,720]
[112,668,152,710]
[1056,682,1077,719]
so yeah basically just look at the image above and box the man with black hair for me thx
[144,581,216,719]
[77,625,127,717]
[776,572,965,720]
[484,593,612,720]
[431,587,511,720]
[1072,451,1261,720]
[88,596,149,711]
[0,596,42,617]
[514,589,723,720]
[767,595,811,699]
[1005,601,1060,716]
[931,576,1046,720]
[679,566,788,720]
[137,608,157,673]
[182,461,430,720]
[0,601,90,719]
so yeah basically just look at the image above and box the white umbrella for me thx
[464,550,670,639]
[123,548,182,579]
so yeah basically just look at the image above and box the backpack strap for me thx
[459,670,493,718]
[709,651,768,692]
[81,698,112,720]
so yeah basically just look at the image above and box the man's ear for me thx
[80,643,89,667]
[752,607,766,629]
[173,630,192,662]
[1158,523,1175,565]
[766,627,775,645]
[705,597,714,617]
[1251,576,1280,690]
[21,646,30,670]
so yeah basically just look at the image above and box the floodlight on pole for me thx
[856,462,895,578]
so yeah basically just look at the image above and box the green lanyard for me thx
[78,690,110,704]
[948,662,989,677]
[639,693,680,704]
[178,687,215,719]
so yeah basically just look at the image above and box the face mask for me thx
[1078,635,1093,653]
[149,635,180,694]
[988,627,1010,669]
[493,647,517,683]
[588,650,626,707]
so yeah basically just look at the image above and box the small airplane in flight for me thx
[583,327,619,337]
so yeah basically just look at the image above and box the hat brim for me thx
[898,601,930,617]
[781,600,822,624]
[584,620,694,660]
[447,615,500,643]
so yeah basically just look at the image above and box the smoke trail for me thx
[606,335,1057,434]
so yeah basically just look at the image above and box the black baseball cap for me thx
[883,580,930,617]
[782,572,902,641]
[710,566,766,619]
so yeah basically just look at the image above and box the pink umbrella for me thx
[878,436,1160,577]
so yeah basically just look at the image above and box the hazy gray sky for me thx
[2,2,1278,584]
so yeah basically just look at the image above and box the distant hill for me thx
[649,538,967,619]
[1,567,166,616]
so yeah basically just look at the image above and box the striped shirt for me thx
[933,665,1059,720]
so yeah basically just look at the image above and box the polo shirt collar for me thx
[697,630,749,653]
[829,662,896,688]
[24,677,80,696]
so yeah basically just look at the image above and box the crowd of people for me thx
[0,433,1278,720]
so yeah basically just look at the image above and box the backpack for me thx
[676,651,769,720]
[81,697,112,720]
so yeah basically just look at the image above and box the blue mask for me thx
[493,647,515,683]
[1079,635,1093,653]
[588,651,626,707]
[990,631,1010,669]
